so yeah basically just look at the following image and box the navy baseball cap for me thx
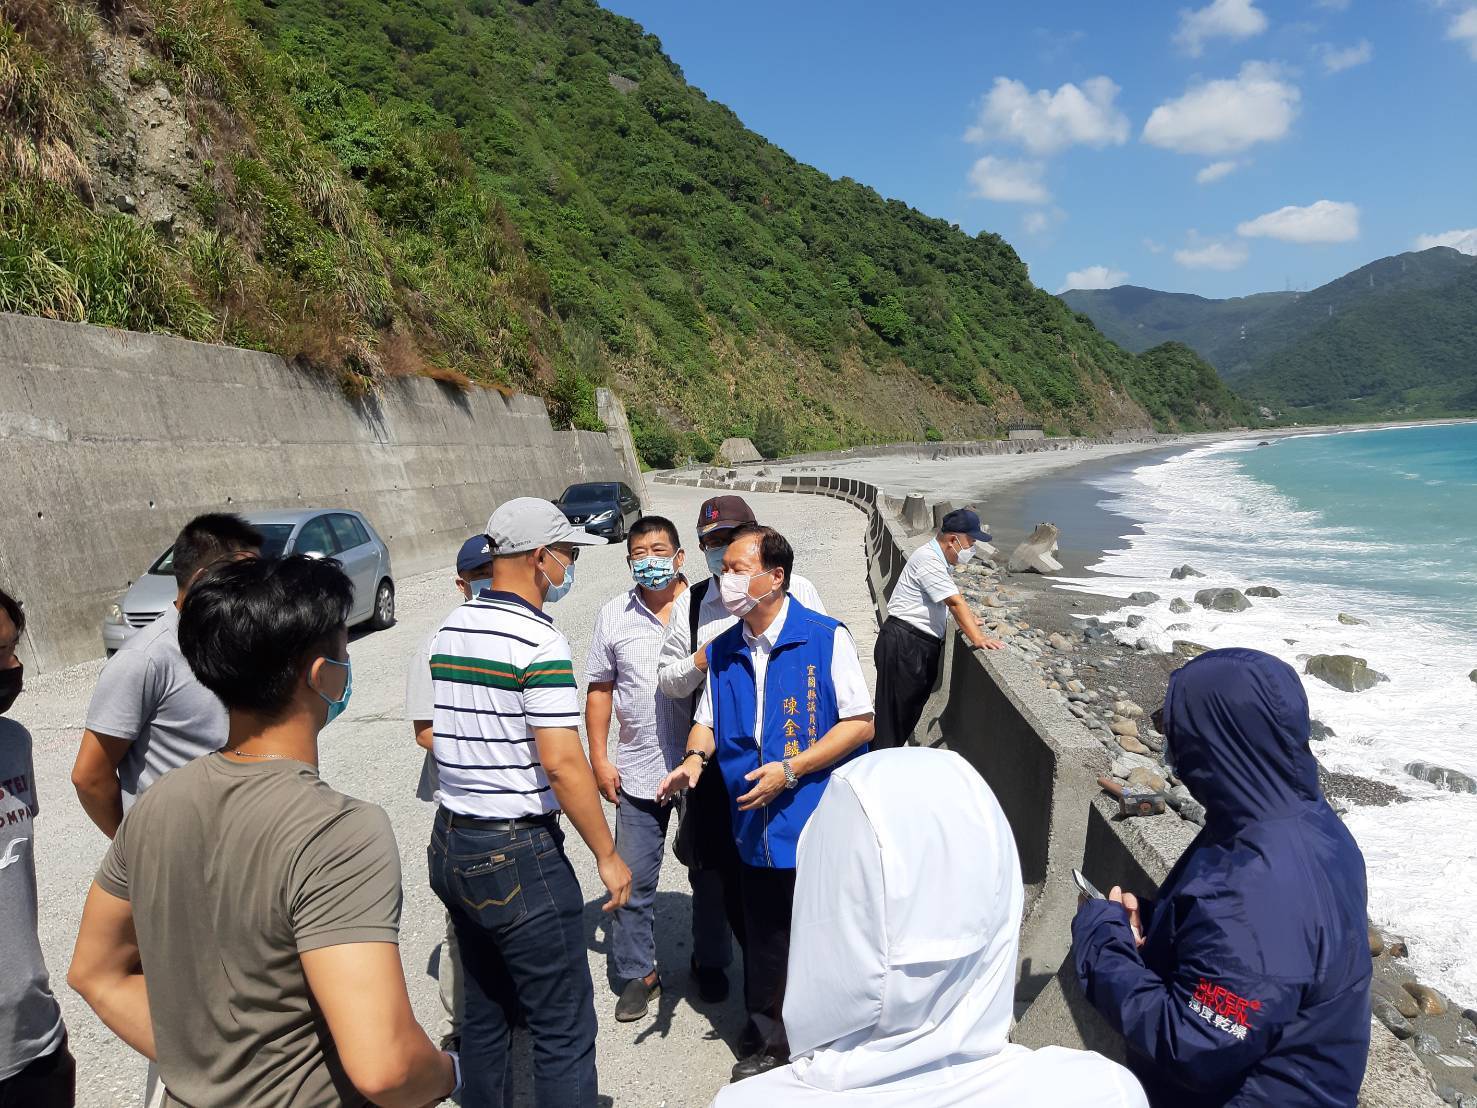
[456,535,494,576]
[940,507,991,543]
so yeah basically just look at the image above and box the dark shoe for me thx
[690,954,730,1004]
[730,1050,785,1083]
[615,974,660,1022]
[438,1032,460,1053]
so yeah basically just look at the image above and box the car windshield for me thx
[147,523,296,575]
[560,484,616,506]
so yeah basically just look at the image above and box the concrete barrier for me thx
[654,464,1439,1105]
[1,313,641,672]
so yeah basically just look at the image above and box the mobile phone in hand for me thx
[1073,868,1105,900]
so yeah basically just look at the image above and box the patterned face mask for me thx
[631,555,678,590]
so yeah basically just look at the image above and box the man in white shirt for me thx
[584,515,691,1023]
[873,508,1001,748]
[658,524,873,1083]
[655,495,825,1006]
[405,534,495,1050]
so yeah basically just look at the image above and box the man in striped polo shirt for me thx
[426,497,631,1108]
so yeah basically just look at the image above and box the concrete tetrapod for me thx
[1007,522,1064,574]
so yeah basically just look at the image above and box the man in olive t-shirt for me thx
[70,556,456,1108]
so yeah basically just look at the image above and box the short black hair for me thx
[0,586,23,637]
[173,513,263,586]
[727,523,793,593]
[627,514,680,551]
[179,555,353,718]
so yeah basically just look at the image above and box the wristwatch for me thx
[781,758,799,790]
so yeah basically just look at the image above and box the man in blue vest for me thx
[658,523,874,1083]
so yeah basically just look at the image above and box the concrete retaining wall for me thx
[0,313,640,672]
[653,466,1438,1106]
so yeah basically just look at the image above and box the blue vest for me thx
[707,599,866,868]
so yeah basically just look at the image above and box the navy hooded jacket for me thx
[1072,648,1371,1106]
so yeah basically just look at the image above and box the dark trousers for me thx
[0,1037,74,1108]
[738,864,797,1052]
[873,616,945,748]
[682,755,747,969]
[428,812,597,1108]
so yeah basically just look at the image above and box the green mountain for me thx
[1063,248,1477,419]
[0,0,1249,463]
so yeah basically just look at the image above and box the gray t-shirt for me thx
[0,717,66,1081]
[85,606,227,807]
[96,754,402,1108]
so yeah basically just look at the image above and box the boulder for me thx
[1368,926,1384,957]
[1126,766,1167,792]
[1245,585,1282,598]
[1195,587,1251,612]
[1169,564,1205,580]
[1110,719,1139,739]
[1403,761,1477,795]
[1126,614,1146,629]
[1309,719,1337,742]
[1167,622,1191,631]
[1129,591,1161,604]
[1117,733,1151,756]
[716,436,762,465]
[1305,654,1387,693]
[1372,995,1415,1039]
[1401,982,1448,1017]
[1047,632,1073,652]
[1469,668,1476,685]
[1375,981,1420,1020]
[1410,1032,1440,1055]
[1169,597,1192,614]
[1134,636,1164,654]
[1338,612,1368,626]
[1174,640,1211,659]
[1007,523,1063,574]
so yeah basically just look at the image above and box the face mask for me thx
[314,658,352,726]
[720,570,775,617]
[955,543,976,565]
[0,664,22,716]
[466,577,491,597]
[631,555,677,591]
[541,550,575,604]
[704,545,728,577]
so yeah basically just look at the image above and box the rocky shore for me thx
[951,544,1477,1102]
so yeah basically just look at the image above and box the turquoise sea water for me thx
[1062,421,1477,1005]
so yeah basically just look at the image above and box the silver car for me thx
[101,509,396,654]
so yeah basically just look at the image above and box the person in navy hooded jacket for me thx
[1072,647,1371,1107]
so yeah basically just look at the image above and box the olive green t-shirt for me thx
[96,753,402,1108]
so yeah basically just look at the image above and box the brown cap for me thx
[696,494,756,538]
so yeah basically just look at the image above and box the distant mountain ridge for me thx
[1062,247,1477,419]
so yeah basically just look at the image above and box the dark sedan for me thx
[555,482,642,540]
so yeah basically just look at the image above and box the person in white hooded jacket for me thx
[712,747,1147,1107]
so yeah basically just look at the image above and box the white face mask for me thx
[955,542,976,564]
[719,570,776,617]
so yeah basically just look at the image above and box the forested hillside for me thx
[0,0,1250,462]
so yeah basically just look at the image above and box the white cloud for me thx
[1174,236,1250,270]
[1143,238,1167,254]
[1023,208,1066,235]
[1450,8,1477,60]
[1196,159,1243,184]
[967,156,1050,204]
[1317,39,1373,73]
[1174,0,1269,56]
[1142,62,1300,156]
[1058,265,1128,293]
[1237,199,1360,243]
[965,76,1130,155]
[1414,228,1477,255]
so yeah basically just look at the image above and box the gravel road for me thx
[21,483,874,1107]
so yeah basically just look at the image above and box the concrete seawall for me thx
[655,466,1441,1107]
[0,312,642,672]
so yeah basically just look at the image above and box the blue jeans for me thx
[428,811,597,1108]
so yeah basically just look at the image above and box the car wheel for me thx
[369,579,396,630]
[612,516,625,542]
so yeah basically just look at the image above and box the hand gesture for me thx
[1109,886,1145,948]
[593,760,621,806]
[656,759,700,805]
[598,852,632,913]
[736,761,787,811]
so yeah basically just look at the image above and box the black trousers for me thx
[0,1037,75,1108]
[738,864,797,1051]
[873,616,945,748]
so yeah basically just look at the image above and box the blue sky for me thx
[601,0,1477,299]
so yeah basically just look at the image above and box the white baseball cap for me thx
[485,497,607,554]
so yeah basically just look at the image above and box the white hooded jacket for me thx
[713,747,1147,1108]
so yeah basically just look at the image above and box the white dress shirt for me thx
[886,539,961,640]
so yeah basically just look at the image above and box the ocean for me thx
[1057,422,1477,1007]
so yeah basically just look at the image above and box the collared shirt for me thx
[886,539,961,640]
[584,585,689,801]
[694,598,873,744]
[656,573,826,706]
[429,589,579,819]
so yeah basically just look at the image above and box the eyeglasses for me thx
[551,546,580,563]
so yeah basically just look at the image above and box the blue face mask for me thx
[541,550,575,604]
[315,658,352,726]
[631,555,678,590]
[704,544,728,577]
[466,577,491,598]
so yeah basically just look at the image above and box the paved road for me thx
[22,484,875,1107]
